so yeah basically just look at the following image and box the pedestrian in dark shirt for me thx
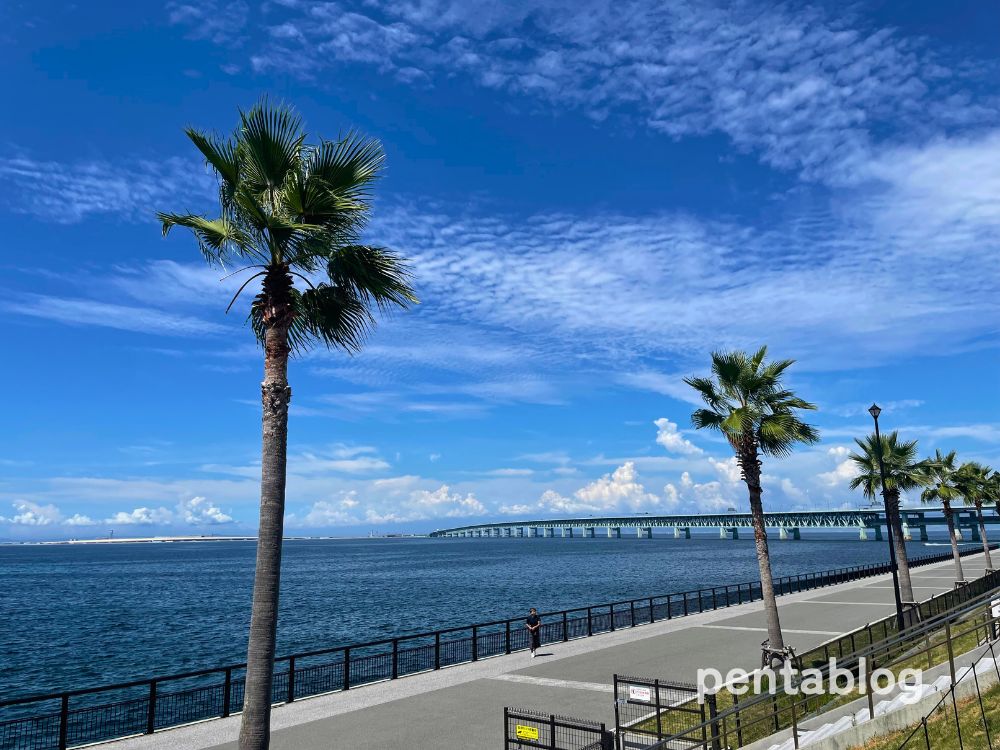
[526,607,541,657]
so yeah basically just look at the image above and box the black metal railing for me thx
[504,707,613,750]
[0,545,988,750]
[635,566,1000,749]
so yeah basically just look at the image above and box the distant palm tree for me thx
[920,450,965,582]
[685,347,819,650]
[848,432,929,603]
[955,462,995,572]
[159,100,416,750]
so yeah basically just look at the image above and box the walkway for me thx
[107,552,992,750]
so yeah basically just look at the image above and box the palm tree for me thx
[159,101,416,750]
[685,346,819,650]
[955,462,995,572]
[848,432,929,603]
[920,450,965,582]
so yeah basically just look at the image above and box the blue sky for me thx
[1,0,999,539]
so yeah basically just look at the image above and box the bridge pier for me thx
[721,526,739,540]
[778,526,800,540]
[516,527,524,538]
[638,527,652,539]
[585,527,596,538]
[902,522,912,541]
[859,523,883,541]
[542,527,552,538]
[562,527,573,538]
[608,527,621,538]
[674,526,690,539]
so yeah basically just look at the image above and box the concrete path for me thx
[107,553,990,750]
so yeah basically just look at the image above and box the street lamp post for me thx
[869,403,907,633]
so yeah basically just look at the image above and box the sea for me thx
[0,532,970,699]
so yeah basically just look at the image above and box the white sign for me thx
[628,685,652,702]
[991,599,1000,620]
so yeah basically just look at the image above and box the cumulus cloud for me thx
[818,460,858,487]
[537,462,661,514]
[0,500,62,526]
[179,496,233,524]
[654,418,703,456]
[104,507,174,526]
[290,483,487,527]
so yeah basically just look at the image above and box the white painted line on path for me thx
[699,625,842,636]
[489,674,613,693]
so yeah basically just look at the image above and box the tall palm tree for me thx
[159,101,416,750]
[920,450,965,582]
[848,432,929,603]
[955,462,995,572]
[685,346,819,650]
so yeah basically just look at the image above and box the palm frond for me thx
[238,99,305,197]
[158,213,253,265]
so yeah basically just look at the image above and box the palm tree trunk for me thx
[744,464,783,650]
[976,503,993,572]
[943,503,965,583]
[884,490,914,603]
[239,280,293,750]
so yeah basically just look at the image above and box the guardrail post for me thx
[392,639,399,679]
[648,597,655,623]
[609,604,616,631]
[58,694,69,750]
[472,626,479,661]
[222,668,232,717]
[146,680,157,735]
[630,600,636,627]
[549,714,557,750]
[562,612,568,641]
[434,633,441,670]
[287,656,296,703]
[343,648,351,691]
[707,692,722,750]
[587,607,593,637]
[505,621,512,653]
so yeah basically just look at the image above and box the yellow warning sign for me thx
[515,725,539,740]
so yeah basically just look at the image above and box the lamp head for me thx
[868,403,882,419]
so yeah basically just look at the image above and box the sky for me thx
[1,0,999,540]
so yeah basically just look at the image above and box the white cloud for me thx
[7,296,230,337]
[179,496,233,524]
[486,468,534,477]
[538,461,661,514]
[499,503,534,515]
[654,417,703,456]
[64,514,96,526]
[181,0,996,184]
[105,507,174,525]
[818,460,857,488]
[0,501,61,526]
[0,154,213,222]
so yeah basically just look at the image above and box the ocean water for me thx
[0,533,965,699]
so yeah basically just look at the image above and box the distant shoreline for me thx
[0,534,429,546]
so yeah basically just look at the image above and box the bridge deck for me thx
[431,508,993,538]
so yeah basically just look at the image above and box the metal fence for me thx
[633,568,1000,750]
[504,707,613,750]
[887,636,1000,750]
[613,676,711,750]
[0,545,987,750]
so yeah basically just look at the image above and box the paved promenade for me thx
[109,552,991,750]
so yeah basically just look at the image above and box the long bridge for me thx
[430,508,998,541]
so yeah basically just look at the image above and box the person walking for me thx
[526,607,542,657]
